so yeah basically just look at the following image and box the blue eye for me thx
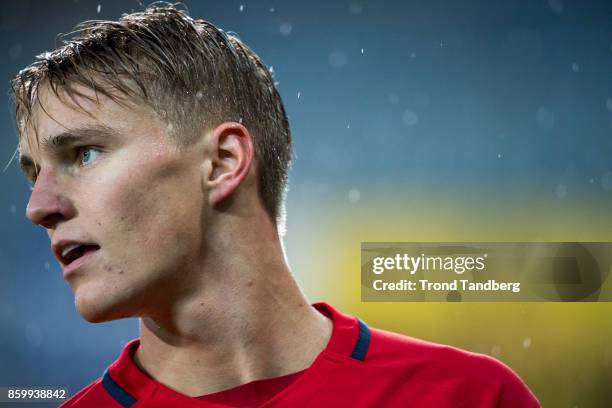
[79,147,100,166]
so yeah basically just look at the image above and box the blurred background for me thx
[1,0,611,406]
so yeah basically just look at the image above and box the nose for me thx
[26,168,76,229]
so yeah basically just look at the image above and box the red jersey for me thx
[61,302,540,407]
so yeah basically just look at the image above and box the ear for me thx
[204,122,255,206]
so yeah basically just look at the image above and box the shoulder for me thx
[59,378,119,408]
[365,326,540,407]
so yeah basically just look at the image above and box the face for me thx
[20,87,208,323]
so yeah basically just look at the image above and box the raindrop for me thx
[269,7,275,13]
[346,124,350,129]
[348,188,360,203]
[523,337,532,349]
[361,48,365,54]
[297,91,301,99]
[269,66,274,74]
[548,0,564,13]
[97,4,101,13]
[387,93,400,105]
[410,52,416,58]
[196,90,204,100]
[497,153,502,159]
[25,323,43,347]
[279,23,292,36]
[348,3,362,14]
[536,107,554,130]
[571,62,579,72]
[402,109,418,126]
[8,43,22,60]
[555,183,567,199]
[328,51,347,68]
[239,5,244,12]
[601,171,612,191]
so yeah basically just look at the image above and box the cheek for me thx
[91,161,203,264]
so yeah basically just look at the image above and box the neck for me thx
[133,215,332,397]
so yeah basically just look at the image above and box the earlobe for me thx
[205,122,254,207]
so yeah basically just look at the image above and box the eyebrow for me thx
[19,125,119,179]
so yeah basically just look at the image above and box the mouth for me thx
[60,244,100,266]
[53,241,101,269]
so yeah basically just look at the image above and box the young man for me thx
[12,4,539,407]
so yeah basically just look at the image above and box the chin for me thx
[74,287,134,323]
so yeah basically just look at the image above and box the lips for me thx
[62,244,100,265]
[52,240,101,267]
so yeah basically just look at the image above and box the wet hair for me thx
[11,2,292,225]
